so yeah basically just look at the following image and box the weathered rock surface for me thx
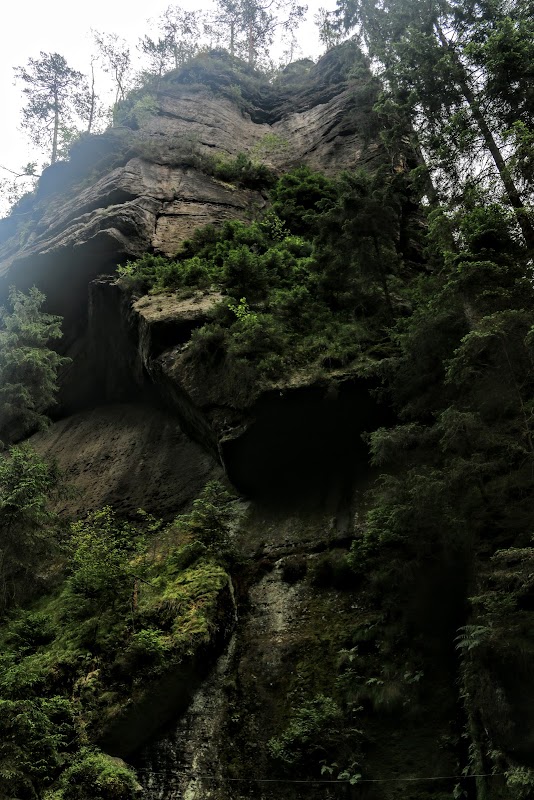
[0,45,500,800]
[0,45,383,326]
[81,273,383,499]
[30,403,222,518]
[134,499,459,800]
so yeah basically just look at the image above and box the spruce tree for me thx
[0,287,69,442]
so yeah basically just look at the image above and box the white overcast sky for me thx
[0,0,333,180]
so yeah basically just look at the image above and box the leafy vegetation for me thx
[0,444,64,612]
[117,165,416,397]
[267,694,344,766]
[0,286,69,443]
[3,7,534,791]
[0,479,238,799]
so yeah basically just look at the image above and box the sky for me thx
[0,0,334,190]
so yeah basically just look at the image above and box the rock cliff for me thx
[1,42,525,800]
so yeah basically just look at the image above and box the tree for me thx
[138,34,173,88]
[158,5,203,69]
[69,507,144,611]
[0,697,75,798]
[213,0,308,66]
[14,53,86,165]
[356,199,534,575]
[75,56,107,134]
[137,6,203,89]
[314,7,345,51]
[337,0,534,248]
[0,163,38,218]
[0,444,62,610]
[0,286,69,442]
[93,31,133,107]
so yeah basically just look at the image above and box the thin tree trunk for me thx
[51,93,59,164]
[248,21,255,65]
[87,62,96,134]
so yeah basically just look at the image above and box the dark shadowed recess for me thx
[221,379,390,509]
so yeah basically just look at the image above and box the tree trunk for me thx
[230,21,235,57]
[51,91,59,164]
[248,21,255,65]
[87,62,96,134]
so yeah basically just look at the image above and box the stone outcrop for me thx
[31,403,223,518]
[0,44,383,329]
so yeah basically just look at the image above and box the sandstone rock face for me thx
[0,46,383,324]
[0,48,408,797]
[30,403,223,518]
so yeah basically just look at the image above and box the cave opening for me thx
[221,378,390,509]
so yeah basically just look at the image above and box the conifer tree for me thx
[14,53,86,164]
[214,0,307,66]
[337,0,534,248]
[0,287,69,442]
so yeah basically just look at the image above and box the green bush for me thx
[268,695,343,766]
[58,750,139,800]
[119,628,170,671]
[68,507,143,608]
[206,151,276,190]
[113,166,407,395]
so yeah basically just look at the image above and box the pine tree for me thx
[14,53,86,164]
[213,0,307,66]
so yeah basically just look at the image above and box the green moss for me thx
[0,482,237,799]
[54,750,139,800]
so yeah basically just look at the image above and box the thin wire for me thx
[137,767,507,784]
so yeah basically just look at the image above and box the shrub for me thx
[268,695,343,766]
[68,507,144,609]
[116,254,182,294]
[172,481,238,551]
[59,750,139,800]
[206,151,276,190]
[119,628,170,671]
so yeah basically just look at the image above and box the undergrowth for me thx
[0,480,239,800]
